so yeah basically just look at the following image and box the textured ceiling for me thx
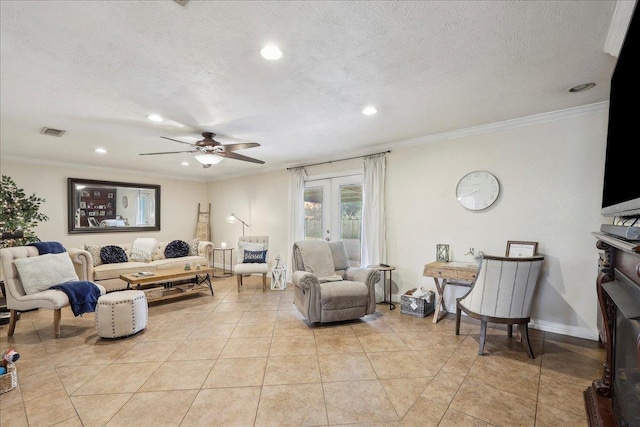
[0,1,622,181]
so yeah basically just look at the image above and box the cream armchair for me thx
[292,240,380,324]
[234,236,269,292]
[455,255,544,358]
[0,246,106,338]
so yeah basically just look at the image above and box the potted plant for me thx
[0,175,49,248]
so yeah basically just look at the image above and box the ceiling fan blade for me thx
[139,150,199,155]
[220,142,261,151]
[217,151,265,164]
[160,136,196,146]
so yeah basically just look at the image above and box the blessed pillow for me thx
[237,242,264,265]
[100,245,128,264]
[84,244,103,267]
[13,253,79,295]
[165,240,190,259]
[130,238,158,262]
[187,239,200,256]
[243,250,267,263]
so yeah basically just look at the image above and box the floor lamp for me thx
[226,213,249,236]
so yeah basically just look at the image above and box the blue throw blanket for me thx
[50,281,101,317]
[28,241,66,254]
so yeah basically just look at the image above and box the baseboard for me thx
[389,294,600,341]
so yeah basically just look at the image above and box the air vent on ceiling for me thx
[173,0,189,6]
[40,127,65,137]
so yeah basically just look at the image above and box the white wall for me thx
[208,109,608,340]
[0,161,209,248]
[1,108,608,339]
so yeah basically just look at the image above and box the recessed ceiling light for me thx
[568,83,596,93]
[260,45,283,60]
[147,114,163,122]
[362,106,378,115]
[180,161,190,166]
[94,148,107,154]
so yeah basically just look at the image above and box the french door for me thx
[303,175,362,266]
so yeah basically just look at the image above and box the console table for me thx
[584,232,640,427]
[423,261,478,323]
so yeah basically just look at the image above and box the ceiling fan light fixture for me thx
[194,154,223,165]
[260,45,283,60]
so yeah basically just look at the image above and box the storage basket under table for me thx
[0,363,17,394]
[400,289,435,317]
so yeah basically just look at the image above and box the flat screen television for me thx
[601,4,640,217]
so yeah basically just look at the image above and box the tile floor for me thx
[0,275,605,426]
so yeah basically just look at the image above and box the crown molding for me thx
[604,0,637,57]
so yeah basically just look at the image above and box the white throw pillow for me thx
[14,253,79,295]
[237,242,264,264]
[130,238,158,262]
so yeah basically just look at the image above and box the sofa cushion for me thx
[320,281,369,310]
[14,253,80,295]
[187,239,200,256]
[243,250,267,263]
[85,244,103,267]
[130,238,157,262]
[153,256,205,270]
[93,262,156,281]
[165,240,189,258]
[100,245,128,264]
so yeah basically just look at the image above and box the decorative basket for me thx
[142,286,164,301]
[0,363,17,394]
[400,289,435,318]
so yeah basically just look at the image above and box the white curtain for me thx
[361,153,386,302]
[287,167,307,277]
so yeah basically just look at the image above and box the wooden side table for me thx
[213,247,234,278]
[368,265,396,310]
[423,261,478,323]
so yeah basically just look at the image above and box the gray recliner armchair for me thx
[292,240,380,324]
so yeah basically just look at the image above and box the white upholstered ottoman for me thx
[95,290,148,338]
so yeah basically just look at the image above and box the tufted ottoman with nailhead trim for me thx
[95,290,148,338]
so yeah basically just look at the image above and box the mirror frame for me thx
[67,178,161,234]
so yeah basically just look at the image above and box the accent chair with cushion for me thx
[455,255,544,358]
[0,246,106,338]
[234,236,269,292]
[291,240,380,324]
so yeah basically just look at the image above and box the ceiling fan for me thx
[139,132,265,168]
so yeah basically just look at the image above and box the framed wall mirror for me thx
[68,178,161,234]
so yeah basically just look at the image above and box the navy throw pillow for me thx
[100,245,128,264]
[243,250,266,263]
[165,240,189,259]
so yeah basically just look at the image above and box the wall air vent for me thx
[173,0,189,6]
[40,127,65,137]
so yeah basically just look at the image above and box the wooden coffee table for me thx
[120,267,214,303]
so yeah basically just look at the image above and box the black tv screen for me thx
[601,5,640,217]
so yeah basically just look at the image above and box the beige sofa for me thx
[68,240,213,292]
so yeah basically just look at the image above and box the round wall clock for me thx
[122,196,128,208]
[456,171,500,211]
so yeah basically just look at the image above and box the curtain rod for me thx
[286,150,390,170]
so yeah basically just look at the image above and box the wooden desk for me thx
[423,261,478,323]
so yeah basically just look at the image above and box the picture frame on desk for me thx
[506,241,538,257]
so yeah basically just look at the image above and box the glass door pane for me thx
[337,182,362,267]
[303,185,326,240]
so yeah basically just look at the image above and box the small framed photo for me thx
[99,210,106,216]
[107,193,114,198]
[81,191,90,197]
[506,241,538,257]
[93,191,101,197]
[80,202,86,208]
[88,211,96,216]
